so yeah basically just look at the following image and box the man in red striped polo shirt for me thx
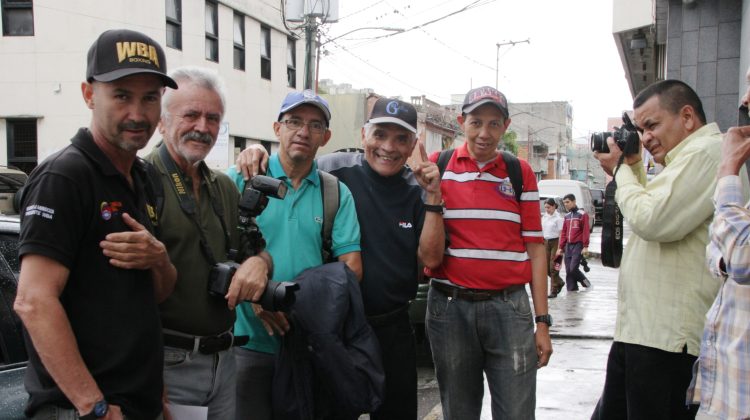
[425,86,552,419]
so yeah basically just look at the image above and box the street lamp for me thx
[314,26,404,92]
[528,126,556,161]
[495,38,529,89]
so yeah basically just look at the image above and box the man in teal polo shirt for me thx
[228,89,362,420]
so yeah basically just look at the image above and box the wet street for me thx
[415,225,622,420]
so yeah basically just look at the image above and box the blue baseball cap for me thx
[278,89,331,124]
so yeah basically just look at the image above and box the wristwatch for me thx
[535,314,553,327]
[79,400,108,419]
[424,202,444,214]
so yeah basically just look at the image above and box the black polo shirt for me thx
[317,152,425,316]
[19,128,163,418]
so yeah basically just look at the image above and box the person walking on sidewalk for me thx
[557,193,591,291]
[543,198,565,297]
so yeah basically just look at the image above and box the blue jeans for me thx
[163,345,236,419]
[30,405,163,419]
[234,347,275,420]
[426,285,537,420]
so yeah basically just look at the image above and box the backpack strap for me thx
[436,148,455,177]
[318,169,340,263]
[500,151,523,202]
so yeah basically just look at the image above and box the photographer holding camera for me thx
[146,67,272,419]
[590,80,741,419]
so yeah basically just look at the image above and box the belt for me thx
[163,331,249,355]
[430,281,525,301]
[367,304,410,328]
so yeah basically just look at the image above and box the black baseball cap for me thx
[462,86,509,118]
[367,97,417,134]
[86,29,178,89]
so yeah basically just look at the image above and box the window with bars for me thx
[260,26,271,80]
[165,0,181,49]
[2,0,34,36]
[233,12,245,71]
[287,37,296,88]
[205,1,218,62]
[6,119,37,174]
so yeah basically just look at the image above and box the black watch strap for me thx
[424,203,444,214]
[535,314,552,326]
[79,400,108,419]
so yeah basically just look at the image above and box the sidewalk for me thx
[417,226,622,420]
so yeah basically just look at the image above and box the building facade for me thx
[612,0,750,131]
[0,0,303,172]
[508,101,573,179]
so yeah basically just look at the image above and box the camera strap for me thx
[157,144,231,266]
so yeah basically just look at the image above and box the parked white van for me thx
[537,180,595,231]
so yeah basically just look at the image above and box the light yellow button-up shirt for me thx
[613,123,748,356]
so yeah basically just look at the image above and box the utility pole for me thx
[303,13,318,90]
[496,38,530,89]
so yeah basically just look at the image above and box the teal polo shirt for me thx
[227,154,361,353]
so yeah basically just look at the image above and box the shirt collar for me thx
[665,123,720,165]
[71,128,123,177]
[268,153,321,186]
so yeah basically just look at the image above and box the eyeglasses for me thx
[280,119,327,134]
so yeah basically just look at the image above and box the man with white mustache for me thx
[146,66,272,418]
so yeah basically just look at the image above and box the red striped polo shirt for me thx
[426,143,543,289]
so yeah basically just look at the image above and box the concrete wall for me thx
[613,0,654,34]
[0,0,302,170]
[319,93,367,154]
[665,0,743,131]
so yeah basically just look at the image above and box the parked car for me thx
[537,180,595,231]
[0,167,28,419]
[590,188,605,225]
[0,213,26,419]
[539,194,567,218]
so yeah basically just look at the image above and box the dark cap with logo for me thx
[278,89,332,124]
[368,97,417,134]
[462,86,509,118]
[86,29,178,89]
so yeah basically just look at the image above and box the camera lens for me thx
[590,132,612,153]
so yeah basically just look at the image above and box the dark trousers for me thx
[368,308,417,420]
[591,341,699,420]
[545,238,564,292]
[564,242,586,290]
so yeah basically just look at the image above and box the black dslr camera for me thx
[207,175,299,312]
[208,262,299,312]
[590,112,640,155]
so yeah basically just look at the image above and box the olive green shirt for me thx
[147,145,240,336]
[613,123,750,356]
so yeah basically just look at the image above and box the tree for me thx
[501,130,519,155]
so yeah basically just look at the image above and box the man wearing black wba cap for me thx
[14,29,178,419]
[235,97,445,419]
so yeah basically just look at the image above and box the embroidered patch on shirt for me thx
[496,177,515,199]
[398,221,413,229]
[100,201,122,221]
[25,204,55,220]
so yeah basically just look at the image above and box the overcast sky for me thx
[312,0,634,139]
